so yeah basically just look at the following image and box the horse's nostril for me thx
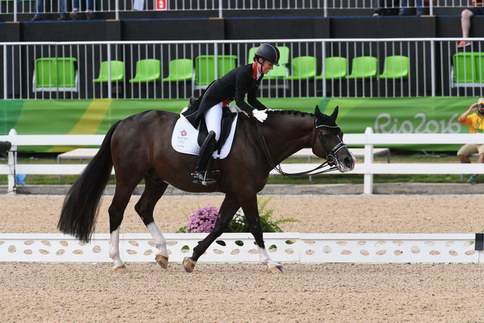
[344,157,353,168]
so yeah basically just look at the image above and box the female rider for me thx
[182,43,280,185]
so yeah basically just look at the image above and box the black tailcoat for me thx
[182,63,268,128]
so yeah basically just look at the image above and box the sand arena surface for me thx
[1,194,483,322]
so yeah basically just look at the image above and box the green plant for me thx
[177,196,300,233]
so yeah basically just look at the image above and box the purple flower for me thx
[186,206,219,233]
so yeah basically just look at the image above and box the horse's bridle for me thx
[315,123,348,168]
[256,120,344,178]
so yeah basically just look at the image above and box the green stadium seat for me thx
[346,56,378,79]
[129,59,161,83]
[195,55,216,88]
[248,45,290,80]
[315,57,347,80]
[217,55,238,78]
[194,55,238,88]
[452,52,484,84]
[34,58,57,88]
[286,56,318,80]
[378,55,409,79]
[161,59,193,82]
[33,57,78,91]
[93,60,125,83]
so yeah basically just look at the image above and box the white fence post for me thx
[13,0,17,22]
[363,127,374,195]
[3,45,7,100]
[218,0,223,18]
[7,129,17,195]
[430,39,436,97]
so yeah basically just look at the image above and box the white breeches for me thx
[204,102,223,141]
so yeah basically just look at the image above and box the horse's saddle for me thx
[171,105,238,159]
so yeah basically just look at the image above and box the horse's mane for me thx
[267,109,337,127]
[267,109,314,118]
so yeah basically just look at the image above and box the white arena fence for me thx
[0,232,482,264]
[0,0,479,21]
[4,38,484,100]
[1,127,484,194]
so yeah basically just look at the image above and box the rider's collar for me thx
[252,62,261,80]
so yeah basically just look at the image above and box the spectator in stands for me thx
[457,98,484,184]
[69,0,94,20]
[457,2,484,48]
[399,0,425,16]
[32,0,68,20]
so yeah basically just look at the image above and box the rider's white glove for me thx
[252,109,268,123]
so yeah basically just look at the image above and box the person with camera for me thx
[457,98,484,184]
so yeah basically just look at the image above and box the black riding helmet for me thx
[254,43,280,66]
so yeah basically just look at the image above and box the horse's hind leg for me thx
[135,177,169,269]
[183,194,240,272]
[109,177,142,271]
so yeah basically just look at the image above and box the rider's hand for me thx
[252,109,268,123]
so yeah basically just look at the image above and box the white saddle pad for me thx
[171,106,239,159]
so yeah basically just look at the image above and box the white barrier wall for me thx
[0,233,481,264]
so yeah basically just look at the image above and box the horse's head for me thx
[312,106,355,172]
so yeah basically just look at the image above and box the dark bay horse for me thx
[58,106,354,273]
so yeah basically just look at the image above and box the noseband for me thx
[256,120,342,178]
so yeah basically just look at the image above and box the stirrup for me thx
[191,171,216,186]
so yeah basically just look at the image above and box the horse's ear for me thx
[314,105,323,118]
[330,106,339,121]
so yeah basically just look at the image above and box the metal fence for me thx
[3,38,484,100]
[0,0,481,20]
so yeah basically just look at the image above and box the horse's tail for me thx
[58,120,121,242]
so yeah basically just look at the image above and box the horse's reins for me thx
[256,121,344,178]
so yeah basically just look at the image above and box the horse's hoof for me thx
[183,257,196,273]
[267,265,283,274]
[112,264,126,272]
[155,254,169,269]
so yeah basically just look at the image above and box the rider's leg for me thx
[192,131,217,185]
[192,103,222,185]
[204,102,223,141]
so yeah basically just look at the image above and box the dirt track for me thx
[1,194,483,322]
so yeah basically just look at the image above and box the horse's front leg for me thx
[183,194,240,272]
[241,195,283,273]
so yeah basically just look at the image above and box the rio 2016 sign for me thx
[156,0,167,10]
[374,113,462,134]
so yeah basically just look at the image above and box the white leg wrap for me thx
[147,222,168,257]
[258,246,279,268]
[109,228,124,268]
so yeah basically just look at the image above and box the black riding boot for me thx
[192,131,218,185]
